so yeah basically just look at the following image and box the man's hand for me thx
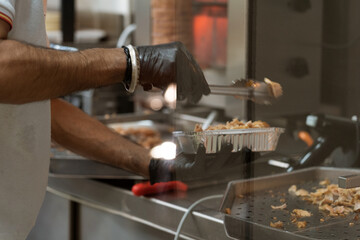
[137,42,210,104]
[149,143,250,184]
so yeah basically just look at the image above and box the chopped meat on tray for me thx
[271,203,287,210]
[114,127,162,149]
[320,179,330,186]
[299,182,360,217]
[270,221,284,229]
[291,209,312,218]
[296,221,307,228]
[295,189,309,197]
[288,185,297,195]
[194,118,270,132]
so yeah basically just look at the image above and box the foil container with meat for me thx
[173,127,285,154]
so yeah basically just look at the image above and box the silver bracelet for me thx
[126,45,140,93]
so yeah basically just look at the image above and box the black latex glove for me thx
[149,143,250,184]
[136,42,210,104]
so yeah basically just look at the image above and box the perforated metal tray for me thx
[173,127,284,154]
[219,167,360,240]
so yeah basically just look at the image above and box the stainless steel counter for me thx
[46,177,231,240]
[36,111,286,240]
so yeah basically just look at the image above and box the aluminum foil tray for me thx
[173,127,284,154]
[219,167,360,240]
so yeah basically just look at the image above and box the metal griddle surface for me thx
[220,167,360,240]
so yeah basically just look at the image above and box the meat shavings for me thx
[296,221,307,228]
[114,127,162,149]
[354,200,360,212]
[291,209,312,218]
[320,179,330,186]
[288,185,297,195]
[225,208,231,214]
[194,124,203,132]
[271,203,287,210]
[290,209,311,228]
[194,118,270,132]
[321,192,334,205]
[270,221,284,229]
[292,180,360,221]
[295,189,309,197]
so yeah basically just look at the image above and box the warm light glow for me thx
[150,141,177,160]
[253,82,261,88]
[298,131,314,147]
[193,2,228,68]
[149,97,163,111]
[164,84,177,109]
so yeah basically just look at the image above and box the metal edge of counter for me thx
[46,177,231,240]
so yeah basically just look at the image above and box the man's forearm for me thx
[51,99,151,178]
[0,40,126,104]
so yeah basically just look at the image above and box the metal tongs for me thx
[338,175,360,189]
[209,78,283,105]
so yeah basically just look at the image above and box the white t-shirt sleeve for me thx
[0,0,15,29]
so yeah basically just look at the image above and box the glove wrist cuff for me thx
[122,45,140,93]
[149,158,175,184]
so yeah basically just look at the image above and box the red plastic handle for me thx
[132,181,188,196]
